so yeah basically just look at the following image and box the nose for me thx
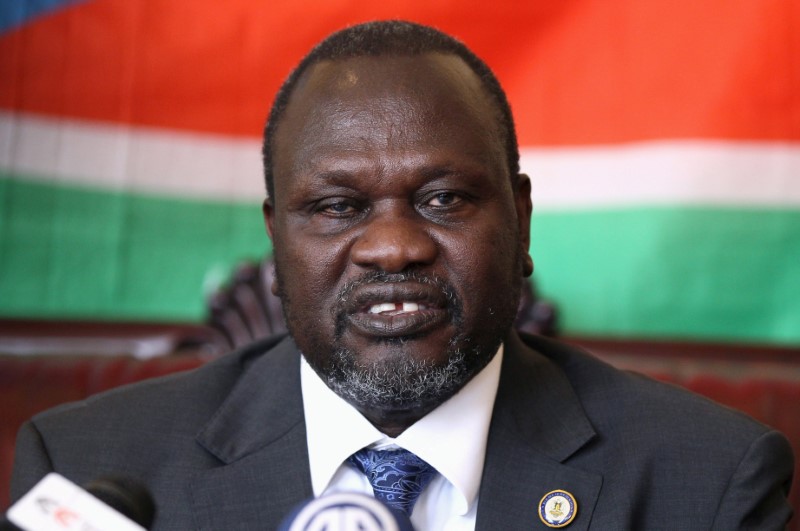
[350,207,438,273]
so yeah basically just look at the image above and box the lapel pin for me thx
[538,489,577,528]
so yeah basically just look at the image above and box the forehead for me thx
[271,53,506,187]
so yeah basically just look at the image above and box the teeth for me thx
[368,302,422,314]
[369,303,397,314]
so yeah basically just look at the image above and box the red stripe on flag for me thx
[1,0,797,144]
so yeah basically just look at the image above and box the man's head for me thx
[262,21,533,434]
[262,20,520,201]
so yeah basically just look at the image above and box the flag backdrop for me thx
[1,0,798,344]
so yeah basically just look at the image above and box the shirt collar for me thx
[301,346,503,516]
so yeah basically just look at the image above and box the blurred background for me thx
[1,0,798,345]
[0,0,799,519]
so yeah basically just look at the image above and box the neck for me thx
[356,404,439,438]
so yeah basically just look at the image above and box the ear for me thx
[262,198,276,240]
[262,198,280,296]
[514,174,534,277]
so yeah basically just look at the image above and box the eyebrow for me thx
[305,159,488,181]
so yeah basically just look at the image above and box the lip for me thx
[348,307,450,338]
[340,282,451,339]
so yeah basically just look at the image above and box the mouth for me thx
[340,282,453,339]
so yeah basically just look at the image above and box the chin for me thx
[311,329,502,415]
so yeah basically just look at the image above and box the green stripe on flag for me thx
[532,207,800,345]
[2,174,799,345]
[0,174,269,320]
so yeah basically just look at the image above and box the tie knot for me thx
[348,448,438,515]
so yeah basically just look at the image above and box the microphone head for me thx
[279,492,414,531]
[83,476,156,529]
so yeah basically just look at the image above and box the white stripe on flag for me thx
[522,142,800,210]
[0,111,265,201]
[2,112,799,208]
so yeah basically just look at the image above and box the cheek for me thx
[274,230,351,316]
[440,218,521,309]
[441,213,520,272]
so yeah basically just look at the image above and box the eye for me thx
[427,192,461,207]
[324,202,354,214]
[314,197,361,217]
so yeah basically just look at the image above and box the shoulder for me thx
[503,332,791,480]
[500,333,794,528]
[514,332,771,441]
[31,334,291,432]
[15,335,298,488]
[12,334,300,508]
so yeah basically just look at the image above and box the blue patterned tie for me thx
[347,448,438,515]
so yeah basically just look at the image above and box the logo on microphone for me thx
[282,492,412,531]
[33,496,81,527]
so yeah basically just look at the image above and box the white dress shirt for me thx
[301,346,503,531]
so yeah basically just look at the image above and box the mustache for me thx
[333,270,463,338]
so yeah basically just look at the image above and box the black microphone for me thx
[2,473,155,530]
[278,492,415,531]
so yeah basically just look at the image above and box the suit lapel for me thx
[476,333,602,530]
[190,336,313,530]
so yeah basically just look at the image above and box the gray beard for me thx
[315,336,498,414]
[278,269,516,415]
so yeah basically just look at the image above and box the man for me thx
[12,21,794,529]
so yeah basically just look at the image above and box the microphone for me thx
[278,492,414,531]
[2,473,155,531]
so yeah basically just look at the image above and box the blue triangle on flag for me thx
[1,0,87,34]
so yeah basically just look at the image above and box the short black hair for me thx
[262,20,520,200]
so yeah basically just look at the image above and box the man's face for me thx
[264,53,531,426]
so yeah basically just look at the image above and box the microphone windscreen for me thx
[83,476,156,529]
[279,492,414,531]
[5,473,154,531]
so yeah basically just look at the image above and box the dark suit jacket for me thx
[11,333,794,529]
